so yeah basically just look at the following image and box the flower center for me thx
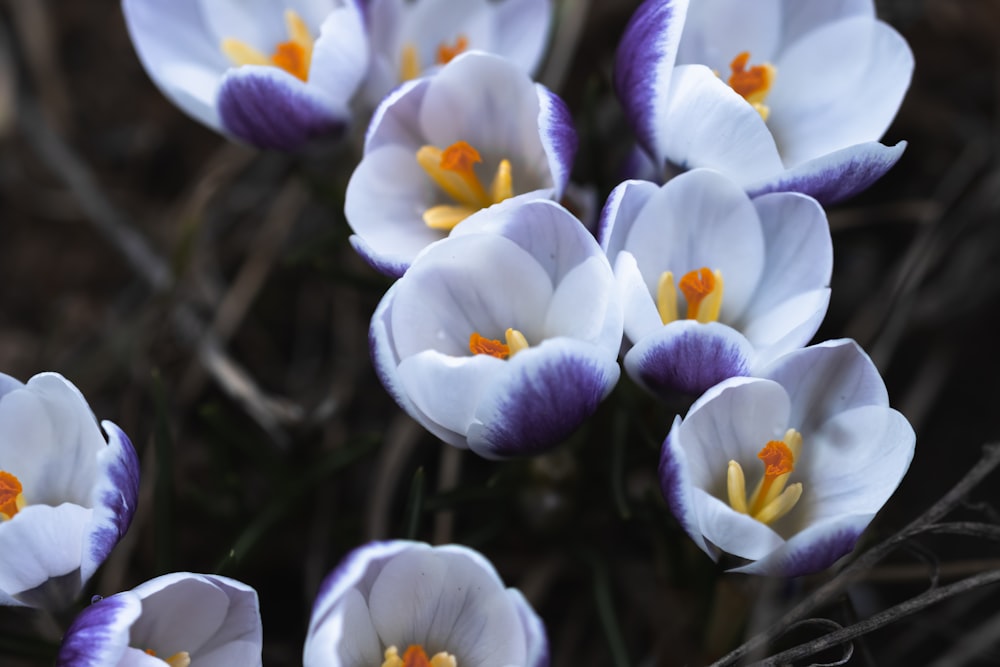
[726,429,803,525]
[381,644,457,667]
[416,141,514,230]
[221,9,314,81]
[143,649,191,667]
[0,471,26,520]
[656,267,724,324]
[399,35,470,82]
[469,329,529,360]
[727,51,776,121]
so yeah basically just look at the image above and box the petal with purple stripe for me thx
[728,513,870,577]
[535,83,577,198]
[57,593,141,667]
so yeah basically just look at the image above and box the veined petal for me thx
[624,321,755,398]
[363,78,429,152]
[81,422,140,583]
[761,339,889,435]
[746,140,906,205]
[122,0,226,130]
[728,512,872,576]
[467,338,620,459]
[128,574,234,656]
[657,65,784,187]
[614,0,690,160]
[0,504,89,604]
[769,17,913,167]
[217,66,347,150]
[598,179,660,259]
[57,593,142,667]
[306,587,381,667]
[508,588,549,667]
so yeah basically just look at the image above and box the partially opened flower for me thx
[346,51,576,278]
[659,339,915,576]
[600,168,831,398]
[0,372,139,610]
[304,540,548,667]
[362,0,553,106]
[57,572,263,666]
[122,0,368,150]
[370,198,622,459]
[615,0,913,203]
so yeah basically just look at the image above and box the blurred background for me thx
[1,0,1000,664]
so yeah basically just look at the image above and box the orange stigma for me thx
[441,141,483,175]
[679,268,716,319]
[417,140,514,230]
[403,646,432,667]
[750,440,794,515]
[0,471,23,520]
[271,41,310,81]
[470,333,510,359]
[382,644,457,667]
[221,10,314,82]
[436,35,469,65]
[727,51,776,119]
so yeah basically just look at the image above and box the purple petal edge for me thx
[748,141,907,205]
[218,68,347,151]
[57,593,141,667]
[509,588,550,667]
[85,422,140,581]
[349,234,408,279]
[536,84,578,197]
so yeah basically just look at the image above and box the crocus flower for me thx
[615,0,913,203]
[600,168,831,398]
[57,572,263,666]
[370,198,622,459]
[346,51,577,278]
[0,372,139,610]
[659,339,915,576]
[304,540,548,667]
[361,0,553,107]
[122,0,369,150]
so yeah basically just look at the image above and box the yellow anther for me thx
[470,332,510,359]
[656,271,679,324]
[782,428,803,460]
[417,141,515,229]
[382,645,457,667]
[221,9,314,81]
[728,51,776,121]
[726,460,748,514]
[754,482,803,525]
[436,35,469,65]
[505,328,529,356]
[678,268,724,322]
[143,649,191,667]
[0,471,25,520]
[400,43,421,82]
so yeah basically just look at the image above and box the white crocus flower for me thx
[57,572,263,667]
[600,169,832,398]
[659,339,915,576]
[0,372,139,610]
[362,0,553,107]
[346,51,577,278]
[304,541,548,667]
[122,0,368,150]
[615,0,913,203]
[370,198,622,459]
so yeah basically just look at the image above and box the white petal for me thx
[395,0,496,70]
[614,250,663,344]
[308,588,381,667]
[729,512,872,576]
[0,504,88,600]
[198,0,336,50]
[660,416,714,558]
[742,288,831,363]
[128,574,231,656]
[658,66,784,187]
[307,1,370,110]
[692,489,785,561]
[779,0,874,45]
[492,0,553,74]
[676,0,782,71]
[769,17,913,167]
[598,179,659,259]
[543,256,622,352]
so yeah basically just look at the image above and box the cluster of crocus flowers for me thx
[615,0,914,203]
[659,340,915,576]
[600,168,832,398]
[121,0,553,151]
[0,372,138,610]
[370,199,623,458]
[346,51,577,277]
[56,572,263,666]
[303,540,548,667]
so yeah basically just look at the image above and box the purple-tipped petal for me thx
[467,339,620,459]
[614,0,690,159]
[535,83,577,198]
[659,417,714,559]
[624,321,754,398]
[508,588,550,667]
[349,234,409,279]
[218,66,347,150]
[729,513,871,577]
[82,422,140,583]
[57,593,142,667]
[597,179,659,257]
[747,140,907,205]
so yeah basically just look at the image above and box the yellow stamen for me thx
[382,645,457,667]
[221,9,314,81]
[505,328,529,356]
[0,471,24,520]
[417,141,515,229]
[726,460,748,514]
[728,51,776,121]
[656,271,679,324]
[400,43,421,82]
[754,483,803,525]
[748,440,795,516]
[470,332,510,359]
[143,649,191,667]
[678,268,724,322]
[436,35,469,65]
